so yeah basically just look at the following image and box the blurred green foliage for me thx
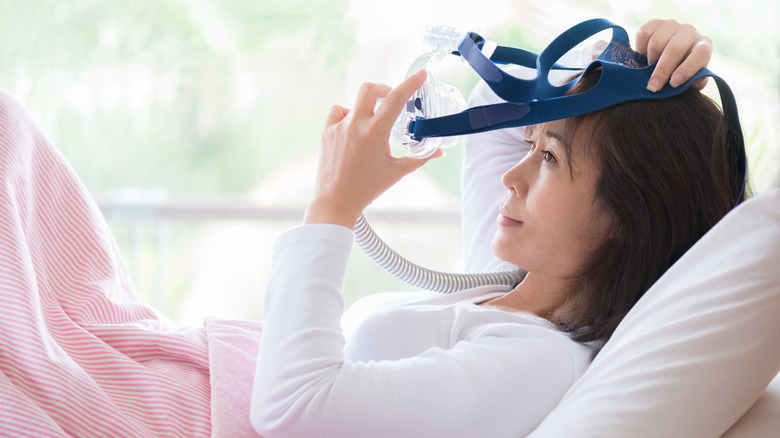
[0,0,355,194]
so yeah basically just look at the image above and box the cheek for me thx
[560,199,613,270]
[578,204,614,251]
[491,194,605,274]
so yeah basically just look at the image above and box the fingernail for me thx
[669,74,682,88]
[647,77,662,93]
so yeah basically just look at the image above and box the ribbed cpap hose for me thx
[354,214,527,293]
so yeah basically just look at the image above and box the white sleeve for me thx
[251,224,584,438]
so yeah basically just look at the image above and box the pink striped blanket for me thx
[0,90,263,437]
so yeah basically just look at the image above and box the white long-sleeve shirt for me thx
[251,56,595,438]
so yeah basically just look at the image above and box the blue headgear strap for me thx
[410,18,747,205]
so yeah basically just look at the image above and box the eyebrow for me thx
[542,130,571,166]
[544,130,570,151]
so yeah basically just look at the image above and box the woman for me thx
[250,19,738,437]
[0,19,731,438]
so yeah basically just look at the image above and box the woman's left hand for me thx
[634,19,713,92]
[304,70,442,229]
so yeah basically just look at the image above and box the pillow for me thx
[722,373,780,437]
[528,188,780,437]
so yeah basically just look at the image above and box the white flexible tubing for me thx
[354,214,526,293]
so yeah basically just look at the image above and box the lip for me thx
[497,209,523,226]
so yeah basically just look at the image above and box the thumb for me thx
[392,148,443,176]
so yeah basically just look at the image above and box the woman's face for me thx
[491,119,612,280]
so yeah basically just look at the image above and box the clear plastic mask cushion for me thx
[388,47,469,158]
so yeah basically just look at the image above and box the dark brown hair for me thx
[543,67,745,344]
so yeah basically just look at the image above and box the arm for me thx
[251,223,586,438]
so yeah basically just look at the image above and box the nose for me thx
[501,153,534,197]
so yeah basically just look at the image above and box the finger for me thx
[374,70,427,132]
[353,82,392,118]
[634,19,663,57]
[648,33,696,91]
[324,104,350,127]
[668,37,713,87]
[642,19,679,65]
[656,24,703,81]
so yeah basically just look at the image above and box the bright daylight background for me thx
[2,0,778,325]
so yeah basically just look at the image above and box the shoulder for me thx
[458,306,595,376]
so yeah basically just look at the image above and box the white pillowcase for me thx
[528,188,780,437]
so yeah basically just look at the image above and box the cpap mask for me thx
[363,18,747,293]
[389,25,579,159]
[389,18,746,203]
[387,26,471,158]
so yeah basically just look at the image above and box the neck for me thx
[483,272,574,319]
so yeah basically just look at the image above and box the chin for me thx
[490,240,524,268]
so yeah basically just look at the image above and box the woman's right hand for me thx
[304,70,441,229]
[634,19,713,92]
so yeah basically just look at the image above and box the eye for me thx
[542,150,557,163]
